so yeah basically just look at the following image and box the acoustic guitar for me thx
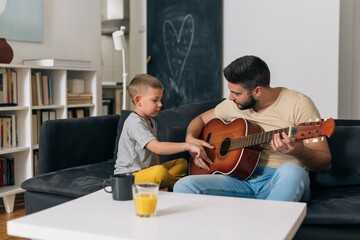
[189,118,335,180]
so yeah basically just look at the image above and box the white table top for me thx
[8,190,306,240]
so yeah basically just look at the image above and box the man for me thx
[174,55,331,201]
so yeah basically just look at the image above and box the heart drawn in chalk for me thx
[163,14,194,89]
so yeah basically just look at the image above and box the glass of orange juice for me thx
[132,183,159,217]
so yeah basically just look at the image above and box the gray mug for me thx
[103,174,135,200]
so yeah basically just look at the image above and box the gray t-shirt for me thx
[114,112,157,174]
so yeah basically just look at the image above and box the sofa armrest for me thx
[310,121,360,188]
[38,114,120,174]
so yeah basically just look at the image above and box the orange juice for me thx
[134,193,158,217]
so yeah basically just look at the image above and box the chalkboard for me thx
[147,0,222,109]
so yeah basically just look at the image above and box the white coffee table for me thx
[8,190,306,240]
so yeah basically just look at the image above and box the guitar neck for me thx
[230,127,290,150]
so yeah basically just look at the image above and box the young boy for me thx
[114,74,205,190]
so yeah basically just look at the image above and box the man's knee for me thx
[173,176,196,193]
[276,162,310,186]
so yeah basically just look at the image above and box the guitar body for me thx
[189,118,263,180]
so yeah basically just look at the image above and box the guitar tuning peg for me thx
[305,139,310,143]
[315,118,320,122]
[312,138,319,143]
[321,136,325,141]
[324,118,328,121]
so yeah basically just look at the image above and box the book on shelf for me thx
[102,81,123,86]
[23,58,91,68]
[67,98,93,104]
[33,150,39,176]
[31,75,38,106]
[31,72,53,106]
[32,113,38,145]
[42,75,49,105]
[35,72,43,105]
[0,68,18,106]
[102,98,114,115]
[0,157,15,187]
[41,109,56,123]
[67,92,92,98]
[32,109,56,144]
[68,108,90,119]
[0,115,18,148]
[67,92,92,104]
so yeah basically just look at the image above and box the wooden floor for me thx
[0,193,28,240]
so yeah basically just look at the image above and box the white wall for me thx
[339,0,353,119]
[351,1,360,118]
[223,0,340,119]
[131,0,343,119]
[129,0,147,79]
[8,0,102,113]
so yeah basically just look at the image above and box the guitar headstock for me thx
[291,118,335,140]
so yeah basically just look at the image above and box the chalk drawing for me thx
[163,14,194,89]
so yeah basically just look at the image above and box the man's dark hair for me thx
[223,55,270,92]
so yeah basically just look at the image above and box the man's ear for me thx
[134,95,142,106]
[253,86,263,97]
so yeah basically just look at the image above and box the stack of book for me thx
[67,92,92,105]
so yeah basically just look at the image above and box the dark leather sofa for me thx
[21,99,360,239]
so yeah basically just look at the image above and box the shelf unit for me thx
[0,64,99,212]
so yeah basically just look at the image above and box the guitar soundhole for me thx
[220,138,231,156]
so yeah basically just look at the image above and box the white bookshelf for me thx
[0,64,99,213]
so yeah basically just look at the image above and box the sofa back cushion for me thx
[39,114,120,174]
[113,98,224,163]
[311,120,360,188]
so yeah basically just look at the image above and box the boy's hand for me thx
[187,139,214,171]
[186,136,214,150]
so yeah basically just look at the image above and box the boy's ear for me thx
[134,95,142,106]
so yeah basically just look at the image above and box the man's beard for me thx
[238,95,256,110]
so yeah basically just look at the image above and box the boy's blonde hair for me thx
[129,74,164,103]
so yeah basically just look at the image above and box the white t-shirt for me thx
[214,87,320,168]
[114,112,157,174]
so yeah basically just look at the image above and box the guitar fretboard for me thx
[229,127,290,150]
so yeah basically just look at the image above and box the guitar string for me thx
[208,128,290,152]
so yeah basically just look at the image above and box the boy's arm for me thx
[146,140,200,156]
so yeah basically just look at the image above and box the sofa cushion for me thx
[311,126,360,188]
[304,186,360,225]
[39,114,120,174]
[21,159,115,198]
[112,98,224,162]
[165,127,190,162]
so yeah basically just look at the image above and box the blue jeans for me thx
[174,162,310,202]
